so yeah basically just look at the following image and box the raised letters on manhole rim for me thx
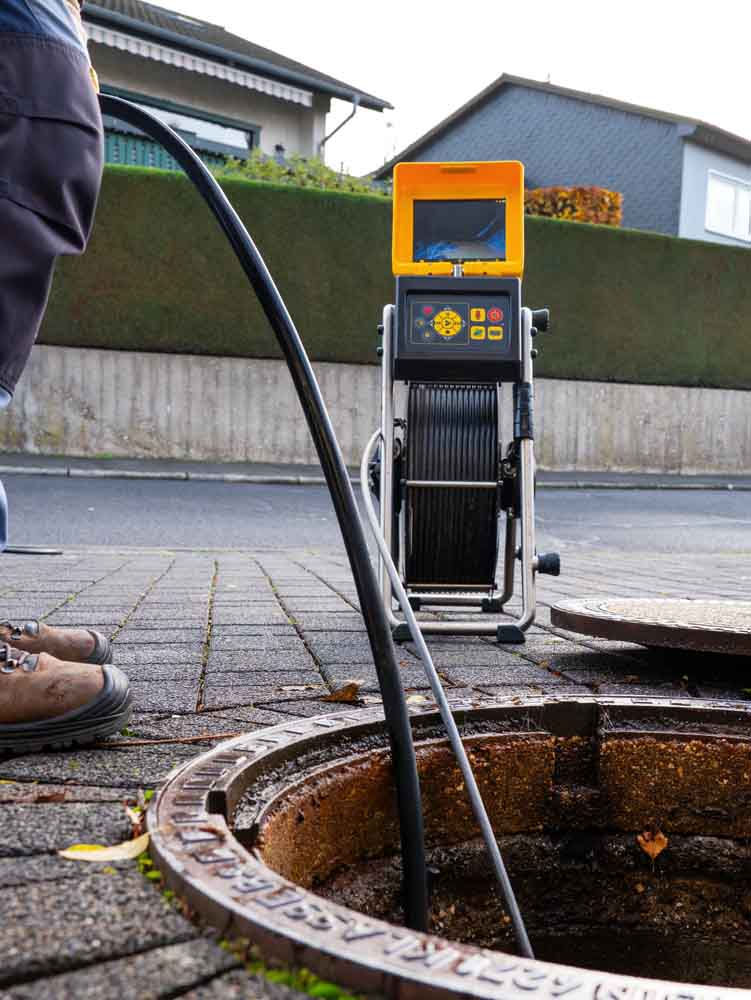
[148,695,751,1000]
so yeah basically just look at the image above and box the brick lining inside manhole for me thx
[148,697,751,999]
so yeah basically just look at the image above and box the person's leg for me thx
[0,38,130,752]
[0,384,10,553]
[0,480,7,555]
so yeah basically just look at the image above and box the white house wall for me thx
[92,43,329,158]
[679,140,751,245]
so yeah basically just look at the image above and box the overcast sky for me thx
[157,0,751,177]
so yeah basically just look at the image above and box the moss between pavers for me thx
[138,851,362,1000]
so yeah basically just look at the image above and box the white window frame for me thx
[705,169,751,243]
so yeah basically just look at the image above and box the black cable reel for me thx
[405,382,500,589]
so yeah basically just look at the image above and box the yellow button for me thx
[488,326,504,340]
[470,308,486,322]
[432,309,463,338]
[470,326,486,340]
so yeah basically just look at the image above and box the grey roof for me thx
[84,0,392,111]
[372,74,751,178]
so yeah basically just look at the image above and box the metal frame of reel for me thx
[371,303,557,644]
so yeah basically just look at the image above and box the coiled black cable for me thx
[406,383,499,588]
[98,95,429,931]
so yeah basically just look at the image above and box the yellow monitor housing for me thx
[392,161,524,278]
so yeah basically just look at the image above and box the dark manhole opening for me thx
[316,832,751,987]
[233,713,751,990]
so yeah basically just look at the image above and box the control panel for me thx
[409,299,509,347]
[394,276,522,382]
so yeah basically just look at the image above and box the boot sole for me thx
[85,629,114,665]
[0,666,133,754]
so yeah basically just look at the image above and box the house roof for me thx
[84,0,393,112]
[372,73,751,178]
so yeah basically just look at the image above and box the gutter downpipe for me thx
[318,96,359,159]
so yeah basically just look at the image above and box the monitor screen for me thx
[413,198,506,263]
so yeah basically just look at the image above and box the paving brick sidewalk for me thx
[1,544,749,999]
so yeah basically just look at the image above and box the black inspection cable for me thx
[361,432,535,959]
[99,95,429,932]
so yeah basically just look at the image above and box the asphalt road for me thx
[3,474,751,553]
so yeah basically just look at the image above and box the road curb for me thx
[0,464,747,490]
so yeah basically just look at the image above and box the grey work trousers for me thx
[0,31,103,397]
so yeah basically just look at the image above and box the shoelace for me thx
[0,643,39,674]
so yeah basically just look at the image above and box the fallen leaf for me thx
[59,831,150,862]
[637,828,668,861]
[322,681,362,704]
[406,694,429,705]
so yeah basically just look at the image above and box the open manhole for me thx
[149,696,751,998]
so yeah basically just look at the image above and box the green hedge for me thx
[42,166,392,365]
[41,165,751,389]
[524,217,751,389]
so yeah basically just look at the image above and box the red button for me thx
[488,307,503,323]
[422,305,434,316]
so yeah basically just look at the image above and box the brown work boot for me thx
[0,643,132,753]
[0,620,113,665]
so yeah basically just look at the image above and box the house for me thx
[373,75,751,247]
[83,0,391,169]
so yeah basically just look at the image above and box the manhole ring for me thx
[551,597,751,654]
[148,695,751,999]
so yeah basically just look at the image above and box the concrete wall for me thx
[92,44,330,158]
[679,140,751,246]
[2,346,750,475]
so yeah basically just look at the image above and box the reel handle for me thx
[536,551,561,576]
[531,307,551,333]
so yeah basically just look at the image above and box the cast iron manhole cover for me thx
[551,597,751,654]
[149,695,751,999]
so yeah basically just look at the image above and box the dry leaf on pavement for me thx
[322,681,363,703]
[59,831,150,862]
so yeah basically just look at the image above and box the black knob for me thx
[376,346,384,357]
[531,308,550,333]
[530,348,538,359]
[537,552,561,576]
[530,327,538,337]
[377,324,384,336]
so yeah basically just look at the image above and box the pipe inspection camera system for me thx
[99,96,543,950]
[367,161,559,644]
[92,103,751,969]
